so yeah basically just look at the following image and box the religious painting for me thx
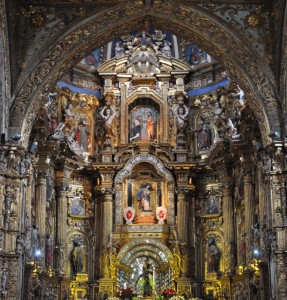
[70,197,85,216]
[204,197,219,215]
[130,106,158,142]
[186,45,201,66]
[82,48,102,68]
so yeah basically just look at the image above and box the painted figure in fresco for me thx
[137,184,153,212]
[130,116,142,142]
[71,242,83,274]
[75,120,90,152]
[146,112,155,140]
[207,237,220,273]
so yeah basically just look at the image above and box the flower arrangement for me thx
[161,288,176,298]
[117,287,136,299]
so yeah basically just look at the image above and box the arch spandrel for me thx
[9,1,278,146]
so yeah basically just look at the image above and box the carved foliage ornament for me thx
[10,1,277,147]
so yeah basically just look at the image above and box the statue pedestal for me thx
[70,273,88,300]
[98,277,116,298]
[206,272,219,280]
[176,277,191,296]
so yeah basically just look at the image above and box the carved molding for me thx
[8,1,278,147]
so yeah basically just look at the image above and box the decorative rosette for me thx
[123,206,135,225]
[156,206,167,224]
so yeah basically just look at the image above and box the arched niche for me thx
[114,154,174,225]
[67,231,89,278]
[201,232,224,279]
[194,107,215,154]
[8,2,278,147]
[117,238,173,292]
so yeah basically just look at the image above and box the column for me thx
[35,173,47,265]
[56,187,68,276]
[99,170,114,278]
[118,75,131,144]
[157,76,170,144]
[177,189,189,245]
[270,172,287,300]
[222,180,235,274]
[101,190,113,249]
[243,171,255,265]
[175,171,190,246]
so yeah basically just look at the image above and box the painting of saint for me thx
[130,107,157,142]
[136,183,153,212]
[187,45,201,66]
[71,198,85,215]
[82,49,101,67]
[205,197,219,215]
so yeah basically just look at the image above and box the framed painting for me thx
[130,106,158,142]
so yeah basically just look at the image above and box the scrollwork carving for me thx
[10,2,277,149]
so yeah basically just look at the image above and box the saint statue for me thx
[137,184,153,212]
[207,237,220,273]
[71,242,83,274]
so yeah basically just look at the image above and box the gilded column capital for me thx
[100,171,115,188]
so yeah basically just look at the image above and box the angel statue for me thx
[226,119,240,140]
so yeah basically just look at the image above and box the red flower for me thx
[161,288,176,297]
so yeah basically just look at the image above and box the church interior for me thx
[0,0,287,299]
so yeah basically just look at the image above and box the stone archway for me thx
[9,1,278,146]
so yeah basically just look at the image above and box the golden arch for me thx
[117,237,173,264]
[9,1,277,146]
